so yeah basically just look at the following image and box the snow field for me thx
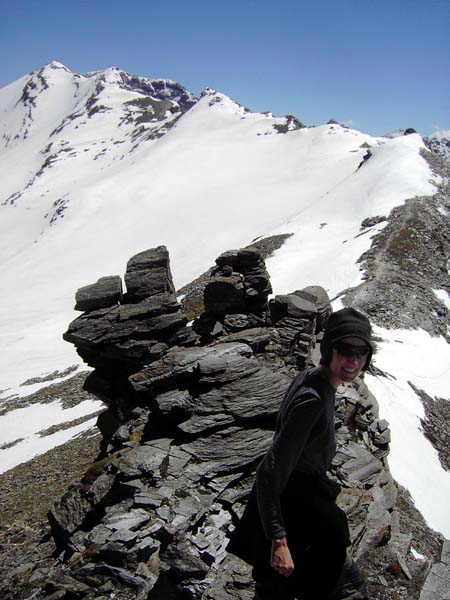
[366,327,450,538]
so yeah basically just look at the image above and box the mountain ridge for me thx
[0,62,449,559]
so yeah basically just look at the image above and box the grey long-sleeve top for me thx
[255,367,336,540]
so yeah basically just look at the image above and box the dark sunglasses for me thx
[332,341,370,360]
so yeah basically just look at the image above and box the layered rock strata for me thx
[192,247,272,340]
[64,246,197,396]
[18,246,444,600]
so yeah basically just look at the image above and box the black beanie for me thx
[320,307,373,370]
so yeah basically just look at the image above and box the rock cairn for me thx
[192,247,272,340]
[23,246,441,600]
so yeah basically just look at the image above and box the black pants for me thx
[228,472,350,600]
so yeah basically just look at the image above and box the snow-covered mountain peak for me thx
[44,60,72,71]
[0,64,201,211]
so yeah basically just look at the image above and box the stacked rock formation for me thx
[193,247,272,340]
[22,246,441,600]
[65,246,197,393]
[269,285,332,370]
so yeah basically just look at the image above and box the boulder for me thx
[124,246,175,303]
[75,276,123,312]
[270,293,317,321]
[204,274,245,315]
[419,540,450,600]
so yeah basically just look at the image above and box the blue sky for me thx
[1,0,449,136]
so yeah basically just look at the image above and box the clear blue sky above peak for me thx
[1,0,449,136]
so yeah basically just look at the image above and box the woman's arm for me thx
[256,392,322,573]
[271,536,294,576]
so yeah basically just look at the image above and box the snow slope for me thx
[1,62,449,539]
[367,327,450,538]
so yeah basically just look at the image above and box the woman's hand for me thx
[271,537,294,576]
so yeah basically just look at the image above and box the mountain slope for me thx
[0,62,449,542]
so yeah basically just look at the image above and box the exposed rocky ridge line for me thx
[344,150,450,337]
[1,246,446,600]
[424,134,450,163]
[343,150,450,476]
[411,382,450,473]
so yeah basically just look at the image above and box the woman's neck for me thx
[317,365,342,391]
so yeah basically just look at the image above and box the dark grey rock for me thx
[162,540,210,582]
[114,442,172,479]
[117,295,179,321]
[199,246,272,323]
[162,445,193,479]
[194,344,259,384]
[178,413,235,435]
[46,572,91,595]
[87,470,116,504]
[204,274,245,315]
[270,293,317,321]
[223,314,251,332]
[294,285,330,311]
[182,427,272,476]
[48,485,91,544]
[75,276,123,312]
[419,540,450,600]
[49,243,446,600]
[154,389,193,417]
[360,215,387,230]
[335,442,383,487]
[134,486,174,509]
[369,418,391,446]
[236,247,263,266]
[125,267,175,303]
[109,528,138,546]
[102,508,151,531]
[125,246,175,303]
[193,366,290,421]
[357,492,392,552]
[86,524,113,546]
[126,246,172,273]
[202,553,254,600]
[292,285,331,330]
[215,328,271,352]
[129,343,258,393]
[215,250,240,268]
[92,563,150,588]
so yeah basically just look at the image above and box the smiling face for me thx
[327,336,369,389]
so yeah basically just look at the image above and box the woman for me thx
[228,307,372,600]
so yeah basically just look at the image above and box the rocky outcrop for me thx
[9,245,446,600]
[419,540,450,600]
[345,150,450,338]
[64,246,197,393]
[424,135,450,162]
[193,247,272,340]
